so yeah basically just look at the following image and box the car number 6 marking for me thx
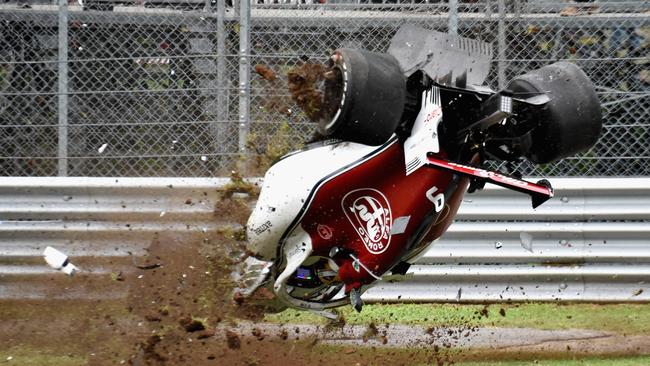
[426,186,445,213]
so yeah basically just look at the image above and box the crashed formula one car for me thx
[239,24,602,317]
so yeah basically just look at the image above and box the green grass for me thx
[265,303,650,335]
[451,355,650,366]
[315,342,650,366]
[0,347,86,366]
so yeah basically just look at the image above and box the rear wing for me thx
[426,156,554,208]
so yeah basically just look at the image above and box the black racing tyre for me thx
[507,61,602,164]
[320,48,406,146]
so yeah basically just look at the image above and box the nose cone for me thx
[246,210,278,260]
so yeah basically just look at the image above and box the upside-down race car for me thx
[238,24,602,317]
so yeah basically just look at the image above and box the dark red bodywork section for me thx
[299,141,458,290]
[296,143,554,292]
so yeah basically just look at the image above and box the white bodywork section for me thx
[404,87,442,176]
[246,140,387,260]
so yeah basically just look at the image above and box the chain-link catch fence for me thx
[1,0,648,176]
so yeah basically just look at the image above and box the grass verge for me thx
[313,342,650,366]
[451,355,650,366]
[265,303,650,335]
[0,347,86,366]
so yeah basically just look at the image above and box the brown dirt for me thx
[286,62,341,123]
[244,61,341,176]
[212,172,258,225]
[254,61,341,124]
[109,226,462,365]
[254,64,278,82]
[253,64,292,116]
[286,62,327,121]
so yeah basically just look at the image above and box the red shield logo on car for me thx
[317,224,333,240]
[342,188,392,254]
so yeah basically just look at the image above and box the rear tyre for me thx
[507,61,602,164]
[320,48,406,146]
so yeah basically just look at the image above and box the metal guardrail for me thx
[0,177,648,302]
[366,178,650,303]
[0,177,231,300]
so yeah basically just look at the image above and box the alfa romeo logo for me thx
[342,188,392,254]
[317,224,333,240]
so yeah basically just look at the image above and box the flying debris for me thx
[43,246,79,276]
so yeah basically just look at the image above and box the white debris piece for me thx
[520,232,534,253]
[159,211,166,217]
[200,155,208,162]
[97,143,108,154]
[232,256,273,298]
[43,246,79,276]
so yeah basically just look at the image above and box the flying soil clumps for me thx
[254,61,342,123]
[287,61,342,123]
[255,64,278,82]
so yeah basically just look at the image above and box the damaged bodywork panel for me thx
[388,23,493,88]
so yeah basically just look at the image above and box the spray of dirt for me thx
[286,62,327,121]
[287,62,342,124]
[84,176,299,365]
[238,63,335,176]
[253,64,292,117]
[254,61,342,124]
[76,169,461,365]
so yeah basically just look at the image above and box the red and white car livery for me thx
[241,24,601,315]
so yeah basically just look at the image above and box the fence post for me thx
[233,0,240,17]
[497,0,506,90]
[217,0,228,150]
[448,0,458,35]
[57,0,69,176]
[238,0,250,153]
